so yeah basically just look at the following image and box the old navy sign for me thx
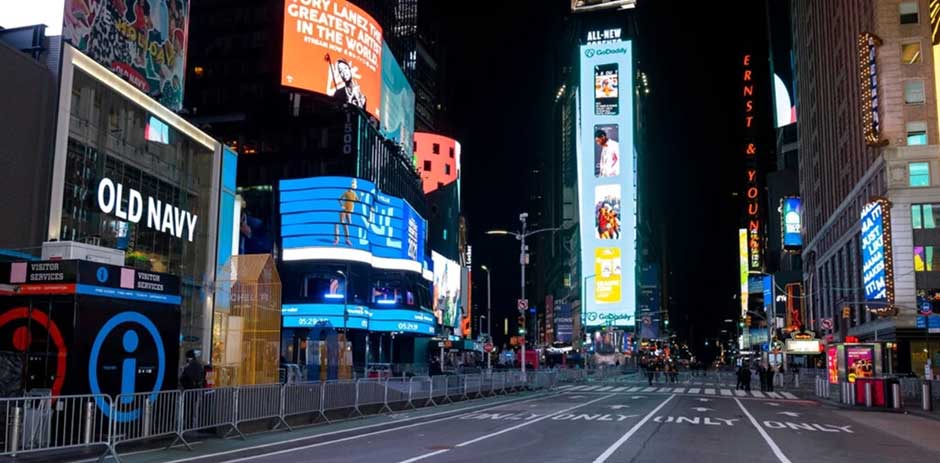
[860,200,891,303]
[97,178,198,242]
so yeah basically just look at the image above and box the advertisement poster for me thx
[593,124,620,177]
[281,0,383,118]
[860,199,892,304]
[279,177,427,275]
[380,42,415,155]
[554,304,573,343]
[594,247,622,305]
[432,251,461,328]
[63,0,191,111]
[827,346,839,384]
[782,197,802,248]
[845,345,874,383]
[578,39,635,327]
[594,184,621,240]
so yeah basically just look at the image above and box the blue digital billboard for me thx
[381,42,416,157]
[281,303,436,335]
[782,197,802,249]
[577,40,635,327]
[860,199,892,304]
[280,177,428,276]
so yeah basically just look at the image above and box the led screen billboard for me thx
[281,304,436,335]
[281,0,383,118]
[578,39,635,327]
[782,197,802,249]
[432,251,461,328]
[739,228,748,317]
[860,199,892,306]
[279,177,427,275]
[63,0,190,111]
[380,42,415,155]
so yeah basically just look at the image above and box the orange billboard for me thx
[281,0,383,118]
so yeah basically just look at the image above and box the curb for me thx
[815,397,940,422]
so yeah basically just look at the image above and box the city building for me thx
[793,0,940,374]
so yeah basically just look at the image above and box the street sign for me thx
[484,343,494,353]
[821,318,833,330]
[518,299,528,311]
[916,315,940,332]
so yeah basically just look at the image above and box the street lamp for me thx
[486,212,559,375]
[481,264,492,371]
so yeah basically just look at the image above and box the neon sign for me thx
[858,32,886,146]
[742,54,762,271]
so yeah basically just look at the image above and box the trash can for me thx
[854,378,887,407]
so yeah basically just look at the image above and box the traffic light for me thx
[745,315,751,326]
[517,315,526,334]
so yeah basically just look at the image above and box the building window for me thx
[423,160,431,171]
[900,1,919,24]
[910,162,931,186]
[912,203,940,228]
[905,80,926,104]
[445,164,451,175]
[432,143,440,154]
[902,41,922,64]
[914,246,940,271]
[449,147,455,158]
[908,121,928,145]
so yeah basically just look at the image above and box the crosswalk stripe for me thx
[734,390,747,397]
[643,387,658,392]
[566,385,585,391]
[596,386,613,392]
[720,389,733,396]
[612,387,627,392]
[673,388,686,393]
[687,388,700,394]
[781,392,797,400]
[750,391,765,398]
[766,392,782,399]
[556,385,573,391]
[628,387,643,392]
[705,388,716,395]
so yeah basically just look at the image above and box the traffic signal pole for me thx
[520,213,527,375]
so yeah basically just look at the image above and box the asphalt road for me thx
[122,381,940,463]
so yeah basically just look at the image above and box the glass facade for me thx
[59,67,217,354]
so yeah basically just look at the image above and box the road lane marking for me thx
[591,394,676,463]
[581,386,600,391]
[642,387,657,392]
[705,388,716,395]
[734,398,792,463]
[156,392,557,463]
[687,388,700,394]
[781,392,797,399]
[672,387,686,393]
[766,392,782,399]
[720,389,732,396]
[612,386,627,392]
[397,393,618,462]
[734,390,747,397]
[751,391,765,398]
[628,387,642,392]
[596,386,613,391]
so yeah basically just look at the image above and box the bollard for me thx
[849,382,856,405]
[84,401,95,444]
[892,383,902,409]
[10,405,22,456]
[143,398,153,437]
[864,382,872,407]
[924,381,933,412]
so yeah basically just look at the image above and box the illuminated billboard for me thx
[415,133,461,194]
[281,304,436,335]
[432,251,461,328]
[63,0,190,111]
[381,42,415,155]
[739,228,748,317]
[578,39,635,327]
[279,176,427,275]
[860,199,893,308]
[281,0,383,118]
[782,197,802,249]
[571,0,637,13]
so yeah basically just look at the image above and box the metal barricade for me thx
[410,376,433,407]
[446,375,463,400]
[179,387,242,439]
[355,378,387,414]
[492,371,506,395]
[463,374,482,399]
[236,384,289,431]
[430,375,450,405]
[322,380,358,417]
[111,390,186,451]
[0,394,114,460]
[282,381,326,423]
[384,377,410,411]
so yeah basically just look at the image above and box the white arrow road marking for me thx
[691,407,713,412]
[766,402,780,407]
[778,411,800,417]
[697,398,712,402]
[610,405,629,410]
[630,396,646,400]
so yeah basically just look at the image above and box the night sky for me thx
[435,0,768,355]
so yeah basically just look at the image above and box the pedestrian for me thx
[180,350,206,389]
[758,364,767,392]
[766,365,776,392]
[742,365,752,391]
[646,363,655,386]
[792,364,800,387]
[735,366,745,390]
